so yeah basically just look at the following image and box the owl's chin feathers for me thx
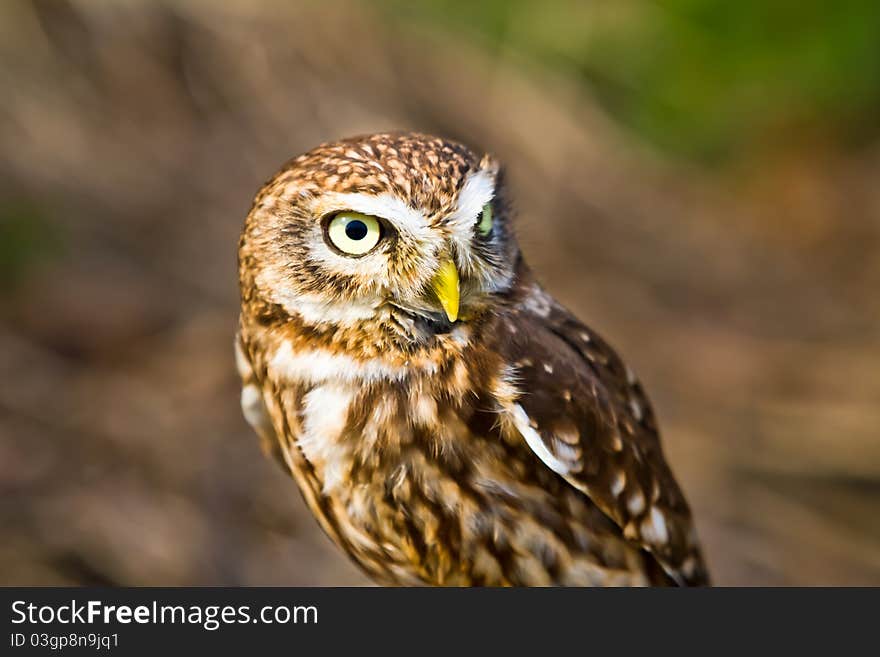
[371,308,474,354]
[387,302,456,336]
[414,313,455,336]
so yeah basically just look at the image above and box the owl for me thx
[236,132,709,586]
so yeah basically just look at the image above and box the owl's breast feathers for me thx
[237,281,708,586]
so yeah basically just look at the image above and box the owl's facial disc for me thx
[306,175,508,337]
[244,134,518,345]
[318,206,460,325]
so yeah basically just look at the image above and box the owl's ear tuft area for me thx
[478,153,500,174]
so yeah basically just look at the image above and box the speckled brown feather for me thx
[492,270,708,584]
[236,132,709,586]
[255,133,480,211]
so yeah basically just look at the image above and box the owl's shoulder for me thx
[487,282,709,585]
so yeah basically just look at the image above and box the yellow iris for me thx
[327,212,382,255]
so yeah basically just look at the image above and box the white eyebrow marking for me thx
[311,191,431,237]
[445,169,496,232]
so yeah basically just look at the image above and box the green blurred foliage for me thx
[0,200,62,292]
[383,0,880,163]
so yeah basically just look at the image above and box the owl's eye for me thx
[476,202,493,236]
[326,212,382,255]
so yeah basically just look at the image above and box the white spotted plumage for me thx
[237,132,709,586]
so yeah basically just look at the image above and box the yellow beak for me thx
[430,260,460,322]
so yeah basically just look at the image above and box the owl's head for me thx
[240,133,519,351]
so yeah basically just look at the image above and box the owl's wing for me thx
[494,285,709,585]
[235,333,287,467]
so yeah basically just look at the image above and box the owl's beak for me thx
[430,260,460,323]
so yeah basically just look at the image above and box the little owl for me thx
[236,132,709,586]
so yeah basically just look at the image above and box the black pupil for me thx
[345,220,368,241]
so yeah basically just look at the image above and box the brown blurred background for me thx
[1,0,879,586]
